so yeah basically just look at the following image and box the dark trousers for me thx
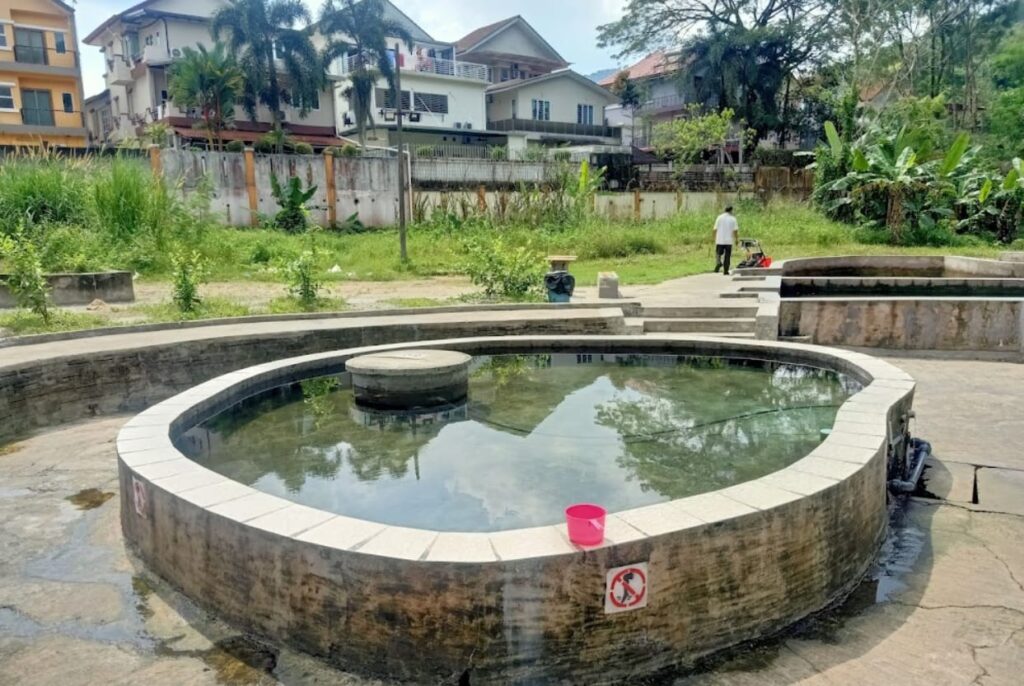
[715,244,733,274]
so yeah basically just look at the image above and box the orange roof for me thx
[598,51,683,87]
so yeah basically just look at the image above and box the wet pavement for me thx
[1,357,1023,685]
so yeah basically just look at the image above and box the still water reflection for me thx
[177,353,861,532]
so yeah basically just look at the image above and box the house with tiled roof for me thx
[602,50,709,149]
[455,16,621,149]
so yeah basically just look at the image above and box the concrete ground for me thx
[1,355,1022,685]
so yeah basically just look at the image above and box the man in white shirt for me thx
[712,206,739,275]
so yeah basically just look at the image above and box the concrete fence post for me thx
[244,147,258,228]
[633,189,642,222]
[477,185,487,213]
[324,149,337,227]
[148,144,161,179]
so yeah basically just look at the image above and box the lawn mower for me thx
[737,239,773,269]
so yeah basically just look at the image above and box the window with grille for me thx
[62,92,73,113]
[0,86,14,110]
[531,99,550,121]
[55,32,67,54]
[376,88,410,110]
[414,92,448,114]
[577,104,594,125]
[0,26,7,49]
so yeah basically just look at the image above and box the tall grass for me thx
[93,156,173,246]
[0,151,92,230]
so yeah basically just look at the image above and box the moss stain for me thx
[66,488,115,510]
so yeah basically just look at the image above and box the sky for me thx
[73,0,630,98]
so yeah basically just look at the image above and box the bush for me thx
[0,155,91,229]
[552,150,572,163]
[462,235,545,298]
[489,146,508,161]
[270,172,317,233]
[0,225,51,322]
[170,249,205,313]
[338,144,360,157]
[415,145,437,158]
[285,251,322,309]
[225,140,246,153]
[294,142,314,155]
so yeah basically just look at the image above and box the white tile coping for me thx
[117,335,914,565]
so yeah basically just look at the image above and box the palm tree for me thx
[167,43,244,151]
[211,0,322,152]
[319,0,413,146]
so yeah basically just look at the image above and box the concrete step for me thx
[732,275,768,282]
[624,318,645,335]
[720,292,760,299]
[735,267,783,276]
[640,306,758,319]
[643,318,757,334]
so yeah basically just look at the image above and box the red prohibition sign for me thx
[609,567,647,609]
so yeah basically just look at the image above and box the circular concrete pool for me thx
[116,336,915,684]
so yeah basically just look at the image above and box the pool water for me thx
[177,353,861,532]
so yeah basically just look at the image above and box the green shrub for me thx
[249,242,273,264]
[170,249,205,313]
[225,140,246,153]
[523,147,547,162]
[270,172,317,233]
[285,251,322,309]
[552,150,572,162]
[93,156,174,246]
[461,235,545,298]
[0,225,51,322]
[294,142,314,155]
[489,146,508,161]
[339,144,360,157]
[415,145,437,157]
[0,155,91,229]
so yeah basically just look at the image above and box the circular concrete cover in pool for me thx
[177,352,861,532]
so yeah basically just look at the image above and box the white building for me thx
[455,16,622,150]
[326,0,498,149]
[83,0,344,148]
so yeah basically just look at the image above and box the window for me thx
[375,88,410,111]
[54,32,66,54]
[296,90,320,111]
[414,92,448,114]
[0,85,14,110]
[577,104,594,125]
[144,35,154,47]
[0,26,8,49]
[14,28,46,64]
[21,89,54,126]
[531,99,550,121]
[62,92,73,113]
[500,68,510,82]
[160,89,168,103]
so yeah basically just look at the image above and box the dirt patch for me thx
[0,443,23,457]
[66,488,115,510]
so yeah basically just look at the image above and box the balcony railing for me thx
[10,45,78,67]
[487,118,622,139]
[638,94,687,113]
[334,53,490,83]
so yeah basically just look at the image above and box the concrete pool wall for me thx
[770,256,1024,353]
[116,335,915,684]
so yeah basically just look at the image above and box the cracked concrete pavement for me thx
[1,357,1022,685]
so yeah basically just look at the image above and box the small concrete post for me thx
[633,189,641,222]
[148,144,161,179]
[676,191,683,212]
[477,185,487,213]
[324,149,337,228]
[244,147,258,228]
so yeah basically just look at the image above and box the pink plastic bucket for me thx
[565,503,607,546]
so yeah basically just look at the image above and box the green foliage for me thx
[225,140,246,153]
[0,225,51,322]
[489,146,508,161]
[461,235,545,299]
[255,129,296,154]
[987,88,1024,159]
[876,96,952,159]
[0,153,91,229]
[338,143,360,157]
[0,309,108,336]
[285,250,322,309]
[653,106,734,163]
[170,249,206,313]
[93,156,175,246]
[581,231,666,259]
[294,142,314,155]
[167,43,245,150]
[269,172,317,233]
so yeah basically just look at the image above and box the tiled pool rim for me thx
[116,335,916,682]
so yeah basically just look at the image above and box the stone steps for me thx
[735,266,783,276]
[640,306,759,319]
[643,318,757,334]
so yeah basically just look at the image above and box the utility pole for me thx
[394,42,408,263]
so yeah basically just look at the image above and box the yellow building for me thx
[0,0,87,148]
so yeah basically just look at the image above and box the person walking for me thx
[712,205,739,275]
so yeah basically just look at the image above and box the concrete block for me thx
[598,272,620,299]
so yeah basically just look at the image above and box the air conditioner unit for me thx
[408,112,422,123]
[171,48,182,58]
[464,122,473,130]
[454,122,463,129]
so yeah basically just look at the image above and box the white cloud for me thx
[76,0,629,97]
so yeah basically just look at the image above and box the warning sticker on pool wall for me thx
[605,562,649,614]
